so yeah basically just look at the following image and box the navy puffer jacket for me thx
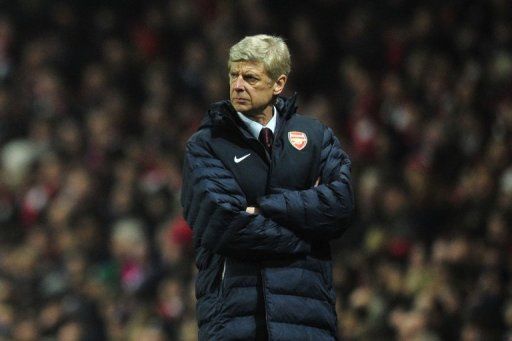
[181,95,354,340]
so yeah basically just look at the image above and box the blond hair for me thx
[228,34,291,81]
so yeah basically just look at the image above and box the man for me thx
[181,34,354,340]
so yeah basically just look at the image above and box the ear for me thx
[272,75,287,96]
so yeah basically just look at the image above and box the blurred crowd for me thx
[0,0,511,340]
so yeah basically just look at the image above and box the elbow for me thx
[341,178,355,220]
[330,205,355,239]
[333,190,355,234]
[332,179,355,220]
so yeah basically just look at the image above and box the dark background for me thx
[0,0,511,339]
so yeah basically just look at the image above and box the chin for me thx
[233,104,251,114]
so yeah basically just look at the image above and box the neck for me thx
[245,105,273,125]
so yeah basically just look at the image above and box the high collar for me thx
[201,93,299,130]
[274,92,298,119]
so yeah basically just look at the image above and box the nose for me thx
[234,75,244,91]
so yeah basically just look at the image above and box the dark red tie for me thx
[259,127,273,152]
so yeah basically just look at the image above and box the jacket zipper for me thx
[260,120,287,340]
[261,147,273,339]
[224,113,273,337]
[219,259,226,297]
[221,108,289,339]
[260,268,272,340]
[221,259,226,281]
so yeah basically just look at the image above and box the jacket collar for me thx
[275,92,298,119]
[202,93,299,130]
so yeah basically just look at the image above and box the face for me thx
[229,61,286,118]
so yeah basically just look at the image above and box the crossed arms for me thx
[181,127,354,260]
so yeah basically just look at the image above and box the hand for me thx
[246,206,259,214]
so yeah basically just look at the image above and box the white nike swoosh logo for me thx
[234,153,251,163]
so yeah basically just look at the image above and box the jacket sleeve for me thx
[181,137,310,260]
[257,126,355,241]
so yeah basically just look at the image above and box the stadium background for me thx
[0,0,511,339]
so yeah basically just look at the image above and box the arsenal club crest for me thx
[288,131,308,150]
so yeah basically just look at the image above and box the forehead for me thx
[229,61,268,75]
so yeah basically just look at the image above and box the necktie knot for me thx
[259,127,273,152]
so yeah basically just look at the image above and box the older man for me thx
[181,34,354,340]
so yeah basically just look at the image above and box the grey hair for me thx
[228,34,291,81]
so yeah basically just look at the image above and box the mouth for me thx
[233,98,249,103]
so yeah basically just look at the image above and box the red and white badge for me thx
[288,131,308,150]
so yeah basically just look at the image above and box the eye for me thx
[244,75,258,83]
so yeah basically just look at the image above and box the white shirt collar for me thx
[237,106,277,139]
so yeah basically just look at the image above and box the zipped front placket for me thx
[260,266,272,340]
[221,259,226,281]
[219,109,274,338]
[217,104,292,340]
[260,119,288,340]
[263,116,287,191]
